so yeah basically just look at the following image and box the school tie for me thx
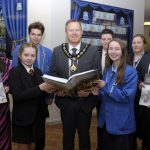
[29,69,34,76]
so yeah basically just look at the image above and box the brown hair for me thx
[65,19,82,31]
[100,29,114,39]
[133,34,147,44]
[105,38,128,85]
[18,42,37,63]
[133,34,149,52]
[28,21,45,35]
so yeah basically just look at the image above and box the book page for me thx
[43,74,68,84]
[66,69,98,89]
[42,69,99,97]
[68,69,96,81]
[139,84,150,106]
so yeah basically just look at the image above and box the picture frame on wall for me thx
[71,0,134,54]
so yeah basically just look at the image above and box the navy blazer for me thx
[9,64,49,126]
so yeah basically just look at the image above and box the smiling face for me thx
[66,21,82,46]
[132,36,145,54]
[101,33,113,50]
[19,47,37,68]
[108,41,122,65]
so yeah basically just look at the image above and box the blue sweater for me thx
[98,64,138,135]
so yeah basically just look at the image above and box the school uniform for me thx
[98,65,138,150]
[9,63,49,143]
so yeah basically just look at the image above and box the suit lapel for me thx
[62,43,70,78]
[77,43,88,71]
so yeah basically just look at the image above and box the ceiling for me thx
[145,0,150,21]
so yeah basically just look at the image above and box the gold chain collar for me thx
[62,43,90,61]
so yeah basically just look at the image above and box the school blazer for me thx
[98,65,138,135]
[9,64,48,126]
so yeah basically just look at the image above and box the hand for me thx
[77,89,91,97]
[91,87,99,96]
[93,80,105,89]
[46,83,57,93]
[55,90,66,97]
[139,82,145,90]
[4,86,9,93]
[39,82,56,93]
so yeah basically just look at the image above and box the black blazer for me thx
[9,64,48,126]
[50,43,101,113]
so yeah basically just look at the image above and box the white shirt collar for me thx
[102,48,107,55]
[112,65,117,73]
[22,63,34,73]
[69,43,81,54]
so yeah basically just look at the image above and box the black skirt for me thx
[99,126,135,150]
[12,113,45,144]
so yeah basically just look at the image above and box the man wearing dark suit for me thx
[96,29,114,150]
[50,19,100,150]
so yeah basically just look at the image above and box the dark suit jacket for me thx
[9,64,49,126]
[50,43,101,113]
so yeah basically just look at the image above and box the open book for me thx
[42,69,100,97]
[139,74,150,106]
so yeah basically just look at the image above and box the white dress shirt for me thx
[101,48,107,74]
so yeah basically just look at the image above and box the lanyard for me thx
[133,54,144,68]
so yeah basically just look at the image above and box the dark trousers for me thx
[60,100,92,150]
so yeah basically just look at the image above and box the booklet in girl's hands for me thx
[139,74,150,106]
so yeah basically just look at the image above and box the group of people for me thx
[0,19,150,150]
